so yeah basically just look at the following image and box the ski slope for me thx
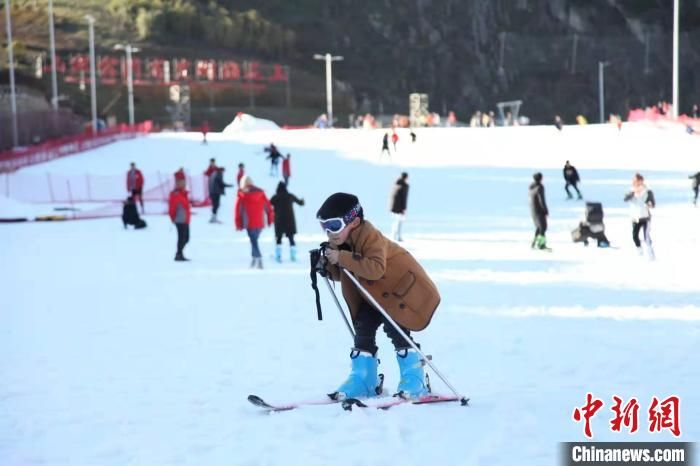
[1,124,699,466]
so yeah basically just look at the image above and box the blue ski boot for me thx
[332,349,380,400]
[290,245,297,262]
[274,245,282,263]
[395,348,429,398]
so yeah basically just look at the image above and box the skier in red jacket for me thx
[204,158,217,178]
[235,175,274,269]
[282,154,291,186]
[169,171,191,261]
[201,121,210,144]
[126,162,145,213]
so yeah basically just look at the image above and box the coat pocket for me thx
[392,272,416,298]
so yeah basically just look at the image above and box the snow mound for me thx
[222,113,280,133]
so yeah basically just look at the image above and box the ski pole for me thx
[341,267,467,404]
[323,275,355,338]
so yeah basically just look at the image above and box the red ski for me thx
[341,394,469,411]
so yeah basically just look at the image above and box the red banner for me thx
[0,122,153,173]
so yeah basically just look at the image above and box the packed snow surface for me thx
[2,123,699,466]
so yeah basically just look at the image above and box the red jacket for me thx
[201,122,210,135]
[168,188,191,224]
[204,165,217,177]
[282,158,291,177]
[126,169,144,191]
[235,187,274,230]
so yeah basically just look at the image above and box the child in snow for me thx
[315,192,441,399]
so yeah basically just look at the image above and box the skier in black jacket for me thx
[689,171,700,206]
[563,160,582,200]
[122,196,147,229]
[529,172,549,249]
[208,167,232,223]
[390,172,409,241]
[269,182,305,262]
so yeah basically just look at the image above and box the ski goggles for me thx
[318,203,362,234]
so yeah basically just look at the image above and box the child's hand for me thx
[325,248,340,265]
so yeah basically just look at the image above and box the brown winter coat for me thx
[325,220,440,331]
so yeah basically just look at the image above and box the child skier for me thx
[315,193,441,399]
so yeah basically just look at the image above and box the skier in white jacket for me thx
[623,173,656,260]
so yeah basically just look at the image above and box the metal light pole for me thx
[85,15,97,134]
[672,0,679,118]
[598,61,610,124]
[313,53,343,127]
[115,44,139,125]
[4,0,18,147]
[48,0,58,110]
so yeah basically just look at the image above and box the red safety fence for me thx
[0,121,154,173]
[1,170,211,222]
[627,108,700,126]
[2,170,209,205]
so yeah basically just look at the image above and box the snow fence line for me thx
[0,122,154,174]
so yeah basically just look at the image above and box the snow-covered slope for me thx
[1,124,699,466]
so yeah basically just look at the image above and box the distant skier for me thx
[563,160,582,200]
[208,167,232,223]
[122,196,147,229]
[389,172,409,242]
[204,158,217,178]
[201,120,210,144]
[391,130,399,152]
[381,133,390,158]
[169,171,191,261]
[282,154,292,186]
[236,163,245,188]
[126,162,145,213]
[235,175,274,269]
[624,173,656,260]
[269,182,304,263]
[410,129,417,143]
[554,115,563,131]
[314,192,440,399]
[690,171,700,206]
[264,143,283,176]
[529,172,549,250]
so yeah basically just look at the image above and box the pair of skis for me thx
[248,393,469,412]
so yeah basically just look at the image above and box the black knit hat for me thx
[317,192,363,220]
[533,172,543,183]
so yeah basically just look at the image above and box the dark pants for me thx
[247,228,262,258]
[565,181,582,198]
[353,300,413,355]
[533,214,547,236]
[693,186,698,204]
[131,189,144,210]
[632,218,651,248]
[211,193,221,215]
[176,223,189,255]
[275,232,295,246]
[283,176,289,186]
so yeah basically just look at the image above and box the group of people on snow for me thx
[526,161,700,261]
